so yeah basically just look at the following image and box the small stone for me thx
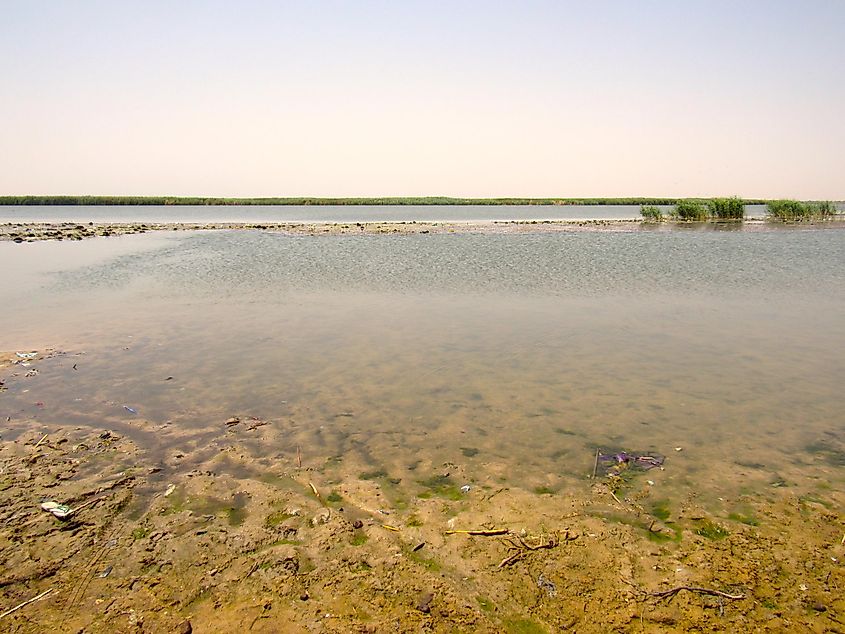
[300,592,310,601]
[176,620,193,634]
[415,592,433,614]
[812,602,827,612]
[352,519,363,529]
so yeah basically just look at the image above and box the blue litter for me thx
[123,406,138,414]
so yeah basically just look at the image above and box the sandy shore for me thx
[5,218,841,243]
[1,351,843,632]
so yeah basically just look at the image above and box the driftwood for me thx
[649,586,745,601]
[499,533,560,568]
[0,588,53,619]
[445,529,509,536]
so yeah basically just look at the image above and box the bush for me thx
[708,197,745,219]
[672,200,708,221]
[767,200,811,221]
[640,205,663,221]
[812,201,835,218]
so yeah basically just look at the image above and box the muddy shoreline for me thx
[3,218,844,242]
[1,351,843,632]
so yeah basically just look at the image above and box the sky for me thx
[1,1,843,199]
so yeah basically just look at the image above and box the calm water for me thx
[0,203,775,223]
[1,228,844,507]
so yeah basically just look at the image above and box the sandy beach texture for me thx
[1,350,843,632]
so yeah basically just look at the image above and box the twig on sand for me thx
[499,533,560,568]
[592,448,600,479]
[0,588,53,619]
[609,489,623,505]
[34,434,49,449]
[445,529,509,536]
[649,586,745,601]
[296,446,302,469]
[308,481,323,504]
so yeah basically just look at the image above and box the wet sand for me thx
[4,218,843,243]
[1,351,843,632]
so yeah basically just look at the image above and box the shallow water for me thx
[0,203,777,223]
[1,228,844,510]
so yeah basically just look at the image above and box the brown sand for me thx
[1,353,843,632]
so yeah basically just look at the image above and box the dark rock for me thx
[812,602,827,612]
[415,592,433,613]
[176,620,192,634]
[352,519,363,529]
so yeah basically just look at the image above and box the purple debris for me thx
[597,450,665,476]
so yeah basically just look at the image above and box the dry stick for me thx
[650,586,744,601]
[34,434,49,449]
[592,448,600,479]
[308,481,323,505]
[296,446,302,469]
[445,529,510,536]
[0,588,53,619]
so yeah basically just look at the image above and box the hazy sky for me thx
[1,1,843,198]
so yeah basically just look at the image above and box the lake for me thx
[0,203,776,223]
[2,225,844,508]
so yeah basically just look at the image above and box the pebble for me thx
[415,592,433,613]
[352,519,364,529]
[176,620,193,634]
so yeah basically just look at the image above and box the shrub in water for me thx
[708,197,745,219]
[767,200,810,221]
[640,205,663,221]
[672,200,708,221]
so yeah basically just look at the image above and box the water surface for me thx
[1,228,843,509]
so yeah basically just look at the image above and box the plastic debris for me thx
[460,485,471,494]
[16,352,37,359]
[95,565,113,578]
[164,484,176,497]
[596,450,665,477]
[537,574,557,597]
[40,501,73,519]
[123,406,138,415]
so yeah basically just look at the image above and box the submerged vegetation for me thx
[766,199,836,221]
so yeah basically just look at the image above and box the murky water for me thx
[2,227,844,510]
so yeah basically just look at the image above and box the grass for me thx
[460,447,479,457]
[672,199,709,220]
[533,486,555,495]
[503,617,548,634]
[766,199,837,221]
[359,468,388,480]
[708,196,745,219]
[693,519,730,540]
[417,474,463,500]
[265,510,295,527]
[131,526,151,540]
[640,205,663,221]
[728,512,759,526]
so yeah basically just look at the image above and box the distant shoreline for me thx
[0,196,785,206]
